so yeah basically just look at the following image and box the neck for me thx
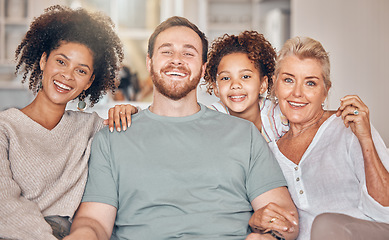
[150,88,200,117]
[287,110,325,139]
[230,104,262,132]
[21,91,66,130]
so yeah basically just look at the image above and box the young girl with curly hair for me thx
[204,31,289,142]
[0,5,131,239]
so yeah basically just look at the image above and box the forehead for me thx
[154,26,202,53]
[280,56,323,75]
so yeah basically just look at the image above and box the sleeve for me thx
[0,129,56,240]
[352,125,389,222]
[246,124,287,202]
[81,129,119,208]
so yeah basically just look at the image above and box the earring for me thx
[36,81,42,93]
[77,91,87,111]
[321,102,325,109]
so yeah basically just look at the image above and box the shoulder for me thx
[64,110,105,133]
[65,110,104,124]
[0,108,25,129]
[208,101,228,114]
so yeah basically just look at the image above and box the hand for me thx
[249,202,298,235]
[246,232,276,240]
[336,95,372,141]
[103,104,139,132]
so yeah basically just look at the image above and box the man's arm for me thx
[64,202,117,240]
[249,187,299,240]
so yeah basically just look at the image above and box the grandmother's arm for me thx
[248,186,299,240]
[337,95,389,206]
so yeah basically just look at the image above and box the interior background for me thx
[0,0,387,145]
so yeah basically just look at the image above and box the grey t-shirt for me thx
[83,104,286,240]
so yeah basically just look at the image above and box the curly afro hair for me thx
[15,5,124,106]
[204,30,276,96]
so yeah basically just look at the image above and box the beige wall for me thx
[291,0,389,145]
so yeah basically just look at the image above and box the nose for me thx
[170,52,183,66]
[292,83,303,97]
[230,77,242,90]
[61,68,74,81]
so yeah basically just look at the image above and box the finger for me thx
[267,216,296,233]
[125,105,138,128]
[113,105,123,132]
[120,108,127,131]
[108,108,115,132]
[266,203,298,226]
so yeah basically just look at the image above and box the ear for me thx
[200,63,207,79]
[259,76,269,95]
[146,54,152,73]
[213,82,220,98]
[84,74,95,91]
[39,52,48,71]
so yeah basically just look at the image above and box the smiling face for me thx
[275,55,328,125]
[214,52,268,115]
[147,26,205,101]
[39,42,94,107]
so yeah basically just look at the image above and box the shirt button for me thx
[296,177,300,181]
[294,166,299,171]
[299,190,304,194]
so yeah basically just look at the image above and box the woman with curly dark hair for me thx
[204,30,289,143]
[0,5,130,239]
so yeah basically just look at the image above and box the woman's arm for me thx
[249,187,299,240]
[0,132,57,240]
[337,95,389,206]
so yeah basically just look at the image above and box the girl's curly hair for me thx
[204,31,276,96]
[15,5,124,106]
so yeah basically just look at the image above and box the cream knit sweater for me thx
[0,108,104,240]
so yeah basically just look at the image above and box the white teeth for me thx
[289,101,307,107]
[230,95,245,99]
[166,71,185,77]
[54,80,72,90]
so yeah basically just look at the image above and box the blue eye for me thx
[307,81,316,86]
[284,78,293,83]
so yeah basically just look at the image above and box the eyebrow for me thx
[281,72,319,80]
[217,68,253,76]
[57,53,92,70]
[157,43,199,54]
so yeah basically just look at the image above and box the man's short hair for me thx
[147,16,208,64]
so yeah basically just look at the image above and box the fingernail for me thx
[283,227,288,231]
[110,127,113,133]
[293,221,298,225]
[117,127,121,132]
[123,126,127,131]
[128,123,130,127]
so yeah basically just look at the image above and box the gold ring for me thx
[269,217,277,223]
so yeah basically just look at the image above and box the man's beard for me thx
[150,62,201,101]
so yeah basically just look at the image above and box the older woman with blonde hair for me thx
[249,36,389,240]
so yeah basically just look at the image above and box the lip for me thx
[163,66,189,79]
[53,80,73,92]
[287,101,308,108]
[228,94,247,102]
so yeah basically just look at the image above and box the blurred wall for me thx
[291,0,389,145]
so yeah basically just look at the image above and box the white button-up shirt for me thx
[269,114,389,240]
